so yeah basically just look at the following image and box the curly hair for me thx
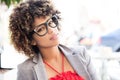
[9,0,60,57]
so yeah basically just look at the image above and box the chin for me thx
[52,42,60,46]
[42,42,60,48]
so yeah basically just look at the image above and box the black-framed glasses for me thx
[33,15,59,36]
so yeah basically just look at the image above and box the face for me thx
[32,15,60,48]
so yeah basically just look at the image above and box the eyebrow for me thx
[35,16,52,28]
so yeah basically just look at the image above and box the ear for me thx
[31,40,36,46]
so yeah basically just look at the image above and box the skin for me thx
[32,16,74,79]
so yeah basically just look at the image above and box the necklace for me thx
[43,53,64,74]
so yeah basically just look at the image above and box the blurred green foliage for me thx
[0,0,21,7]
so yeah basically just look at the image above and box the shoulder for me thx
[59,44,90,64]
[69,45,90,62]
[70,45,86,54]
[59,44,87,56]
[17,58,36,80]
[17,57,35,71]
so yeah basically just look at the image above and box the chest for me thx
[44,56,74,79]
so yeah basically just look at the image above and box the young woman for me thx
[9,0,100,80]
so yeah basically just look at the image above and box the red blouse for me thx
[50,71,84,80]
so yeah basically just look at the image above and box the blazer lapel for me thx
[33,54,48,80]
[59,45,91,80]
[66,54,91,80]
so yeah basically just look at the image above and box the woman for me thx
[9,0,100,80]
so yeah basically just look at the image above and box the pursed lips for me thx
[50,33,58,40]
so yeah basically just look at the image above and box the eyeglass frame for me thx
[32,15,59,37]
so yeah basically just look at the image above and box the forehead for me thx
[33,16,50,27]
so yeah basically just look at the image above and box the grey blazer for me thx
[17,44,101,80]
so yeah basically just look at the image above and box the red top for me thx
[50,71,84,80]
[43,53,85,80]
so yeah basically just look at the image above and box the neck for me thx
[39,45,61,61]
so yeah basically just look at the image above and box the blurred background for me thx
[0,0,120,80]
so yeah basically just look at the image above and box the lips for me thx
[50,34,58,40]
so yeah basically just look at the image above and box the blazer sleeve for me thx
[81,47,101,80]
[17,64,27,80]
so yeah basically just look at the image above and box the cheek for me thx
[34,36,49,46]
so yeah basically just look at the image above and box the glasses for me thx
[33,15,59,36]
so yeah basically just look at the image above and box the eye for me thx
[48,16,58,27]
[48,20,56,27]
[36,25,46,32]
